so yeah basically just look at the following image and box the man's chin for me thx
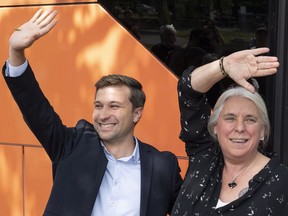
[98,133,114,142]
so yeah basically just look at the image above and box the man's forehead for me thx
[95,86,131,101]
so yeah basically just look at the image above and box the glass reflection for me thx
[99,0,268,79]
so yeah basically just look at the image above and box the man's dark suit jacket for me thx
[3,64,183,216]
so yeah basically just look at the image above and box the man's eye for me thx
[94,104,102,109]
[110,105,119,109]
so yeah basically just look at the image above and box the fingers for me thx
[41,18,58,35]
[256,61,279,71]
[225,48,279,93]
[251,47,270,56]
[29,8,58,29]
[37,9,58,27]
[9,8,57,53]
[256,56,279,65]
[39,11,58,34]
[255,68,278,77]
[30,8,44,23]
[254,56,279,77]
[31,9,58,37]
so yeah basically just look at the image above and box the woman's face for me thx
[213,96,264,160]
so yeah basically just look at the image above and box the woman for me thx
[172,48,288,215]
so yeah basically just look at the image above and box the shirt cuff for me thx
[5,60,28,77]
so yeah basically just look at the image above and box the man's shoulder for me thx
[76,119,93,129]
[75,119,98,136]
[138,140,177,159]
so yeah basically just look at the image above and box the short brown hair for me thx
[95,74,146,109]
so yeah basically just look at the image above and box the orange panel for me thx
[0,3,186,156]
[24,147,52,216]
[0,144,23,216]
[0,0,97,6]
[0,3,188,215]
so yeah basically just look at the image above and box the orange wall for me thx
[0,1,188,215]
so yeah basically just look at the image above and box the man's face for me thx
[92,85,142,146]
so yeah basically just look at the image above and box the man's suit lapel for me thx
[74,137,108,215]
[139,141,153,216]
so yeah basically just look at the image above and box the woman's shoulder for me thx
[266,157,288,179]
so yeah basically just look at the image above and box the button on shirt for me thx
[91,138,141,216]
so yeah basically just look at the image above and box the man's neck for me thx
[104,138,136,159]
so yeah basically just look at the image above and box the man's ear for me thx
[133,107,143,123]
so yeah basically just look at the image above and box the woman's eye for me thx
[224,116,235,122]
[245,118,256,123]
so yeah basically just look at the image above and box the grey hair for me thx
[160,24,176,34]
[207,86,270,146]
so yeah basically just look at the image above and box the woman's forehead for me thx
[222,96,259,114]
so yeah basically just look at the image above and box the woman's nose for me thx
[234,120,245,132]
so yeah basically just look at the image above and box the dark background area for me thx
[99,0,288,165]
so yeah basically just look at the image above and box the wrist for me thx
[219,56,229,78]
[9,47,26,67]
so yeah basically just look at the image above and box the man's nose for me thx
[98,107,110,119]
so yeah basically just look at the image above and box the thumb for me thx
[236,79,256,93]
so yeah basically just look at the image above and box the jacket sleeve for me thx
[2,63,77,162]
[177,67,215,156]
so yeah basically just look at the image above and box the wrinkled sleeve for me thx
[2,63,77,162]
[178,67,215,156]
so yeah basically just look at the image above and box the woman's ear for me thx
[260,128,265,141]
[213,125,217,135]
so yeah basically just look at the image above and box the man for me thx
[151,24,180,63]
[3,9,182,216]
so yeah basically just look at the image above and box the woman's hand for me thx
[224,48,279,93]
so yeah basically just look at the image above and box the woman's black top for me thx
[171,68,288,215]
